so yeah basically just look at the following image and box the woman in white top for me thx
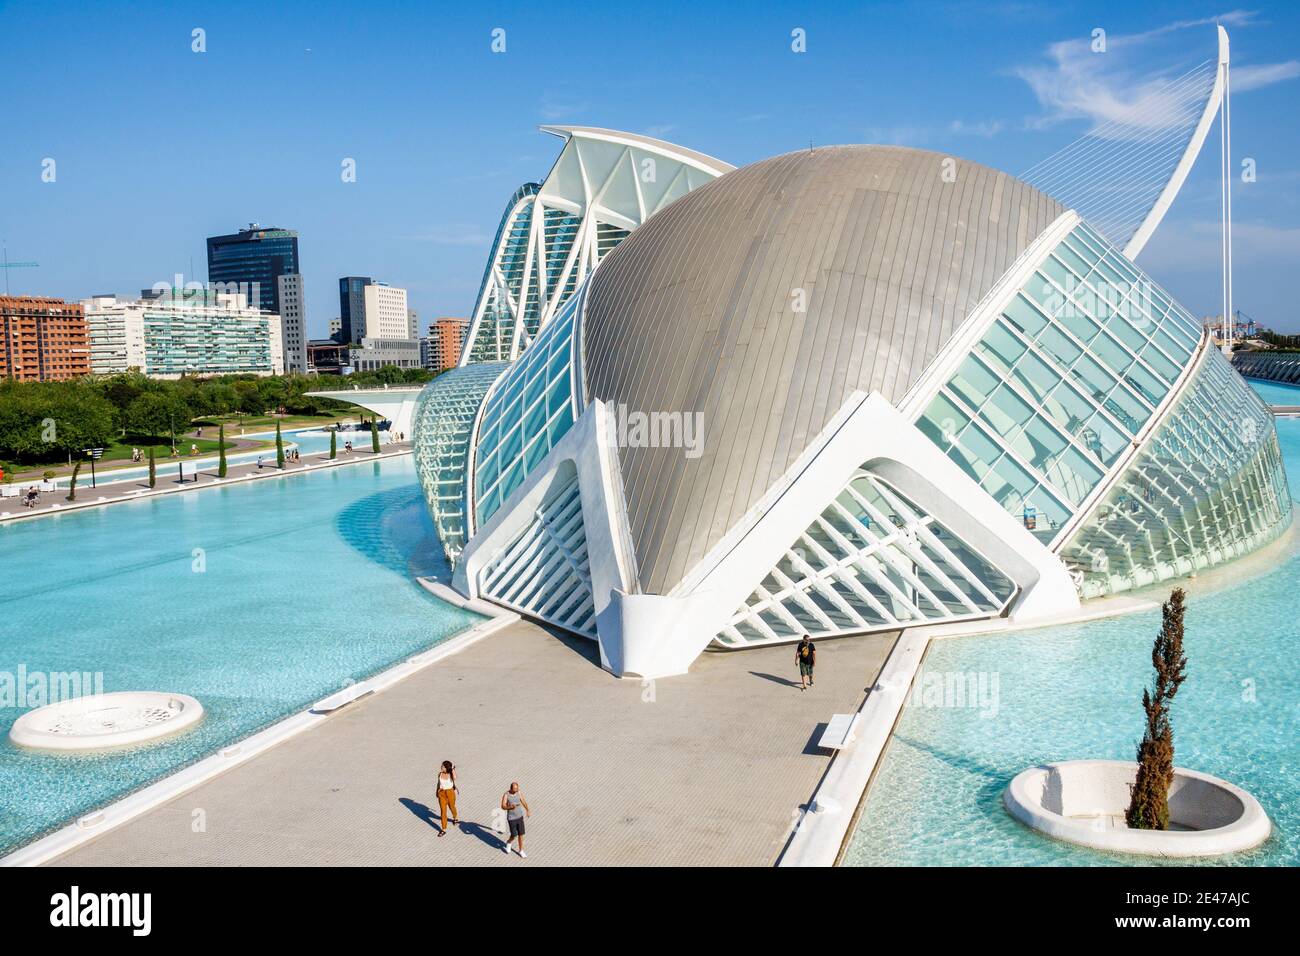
[436,760,459,836]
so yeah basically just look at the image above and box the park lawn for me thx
[195,411,361,432]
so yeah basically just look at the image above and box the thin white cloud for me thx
[539,95,589,121]
[1017,10,1298,133]
[949,119,1006,138]
[864,124,931,146]
[1140,218,1300,271]
[1233,60,1300,91]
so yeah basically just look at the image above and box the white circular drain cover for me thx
[9,692,204,752]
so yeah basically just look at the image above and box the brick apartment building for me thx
[427,316,468,371]
[0,296,91,381]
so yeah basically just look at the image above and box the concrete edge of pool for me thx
[0,603,516,868]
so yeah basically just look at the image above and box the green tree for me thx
[1126,588,1189,831]
[96,372,152,432]
[66,460,82,502]
[148,445,156,488]
[0,380,115,462]
[233,379,261,417]
[370,418,380,453]
[329,428,337,460]
[126,390,189,447]
[201,381,239,418]
[275,420,285,469]
[217,424,228,477]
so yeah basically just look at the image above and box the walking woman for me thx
[436,760,459,836]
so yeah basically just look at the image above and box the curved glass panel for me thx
[473,284,585,527]
[1061,347,1292,597]
[918,221,1202,544]
[412,361,510,564]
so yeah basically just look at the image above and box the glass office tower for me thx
[206,225,300,316]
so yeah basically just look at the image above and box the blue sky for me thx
[1,0,1298,335]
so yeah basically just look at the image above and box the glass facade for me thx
[465,185,540,363]
[206,226,299,316]
[337,276,372,345]
[717,471,1016,647]
[411,361,510,564]
[1061,347,1292,597]
[472,286,584,527]
[917,221,1202,545]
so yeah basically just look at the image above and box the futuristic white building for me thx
[459,127,732,365]
[414,50,1290,679]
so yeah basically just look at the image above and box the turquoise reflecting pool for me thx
[0,456,479,855]
[1246,376,1300,408]
[845,391,1299,867]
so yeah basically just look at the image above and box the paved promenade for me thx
[49,622,896,867]
[0,440,412,522]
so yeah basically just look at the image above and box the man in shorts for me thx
[501,781,531,858]
[796,634,816,690]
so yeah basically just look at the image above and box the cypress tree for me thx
[330,428,337,460]
[218,424,228,477]
[1126,588,1188,830]
[370,418,380,454]
[148,445,157,488]
[276,420,285,469]
[67,460,82,502]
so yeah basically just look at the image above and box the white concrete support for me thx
[454,401,638,674]
[309,387,425,440]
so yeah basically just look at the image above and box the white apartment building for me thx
[83,296,148,373]
[83,288,283,378]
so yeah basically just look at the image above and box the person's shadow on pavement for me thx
[400,798,510,851]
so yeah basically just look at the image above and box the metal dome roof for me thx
[580,144,1064,594]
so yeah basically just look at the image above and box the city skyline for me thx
[2,2,1299,334]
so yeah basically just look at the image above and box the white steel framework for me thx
[460,127,731,366]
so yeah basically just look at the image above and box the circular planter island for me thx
[9,692,205,753]
[1004,760,1270,858]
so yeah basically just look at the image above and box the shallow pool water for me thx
[1244,377,1300,408]
[844,397,1300,867]
[0,456,479,855]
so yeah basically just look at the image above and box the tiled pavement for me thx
[50,621,896,867]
